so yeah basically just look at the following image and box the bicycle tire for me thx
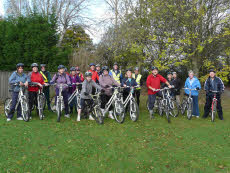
[37,94,44,120]
[21,98,29,122]
[113,100,125,123]
[130,100,139,122]
[4,98,12,118]
[93,106,104,125]
[169,100,179,117]
[57,100,62,122]
[158,100,163,116]
[211,101,217,122]
[181,98,187,115]
[187,100,193,120]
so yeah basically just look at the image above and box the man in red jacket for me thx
[28,63,46,119]
[88,63,99,83]
[146,66,172,119]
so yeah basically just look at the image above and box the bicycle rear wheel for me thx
[181,98,187,115]
[37,94,45,120]
[50,96,56,112]
[21,98,29,122]
[93,106,104,125]
[169,100,179,117]
[211,101,217,122]
[4,98,12,118]
[57,100,62,122]
[187,100,193,120]
[165,107,171,123]
[113,100,125,123]
[130,100,139,122]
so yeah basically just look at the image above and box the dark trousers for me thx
[43,86,51,110]
[55,89,69,115]
[135,89,141,106]
[28,91,38,117]
[203,94,223,120]
[148,92,162,110]
[101,94,113,111]
[8,92,21,119]
[69,95,77,113]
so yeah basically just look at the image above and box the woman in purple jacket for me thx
[50,65,71,118]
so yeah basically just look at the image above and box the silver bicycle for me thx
[4,84,30,122]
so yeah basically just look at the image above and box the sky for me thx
[0,0,109,43]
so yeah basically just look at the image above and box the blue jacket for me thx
[9,71,28,92]
[204,76,224,94]
[121,78,137,93]
[184,76,201,96]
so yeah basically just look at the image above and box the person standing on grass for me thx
[109,62,123,84]
[203,69,225,120]
[184,70,201,118]
[40,64,52,110]
[132,67,143,106]
[172,72,181,104]
[146,66,173,119]
[7,63,29,122]
[99,66,120,119]
[50,65,71,118]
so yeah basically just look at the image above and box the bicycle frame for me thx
[68,83,81,105]
[123,87,137,112]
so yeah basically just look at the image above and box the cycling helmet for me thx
[126,68,132,72]
[113,62,118,66]
[134,67,139,71]
[70,67,76,71]
[172,72,177,74]
[209,69,216,73]
[167,72,172,75]
[96,64,100,67]
[58,65,65,70]
[85,71,92,77]
[89,63,95,67]
[31,63,39,68]
[151,66,158,70]
[102,66,109,72]
[16,63,24,68]
[40,64,46,67]
[76,66,80,71]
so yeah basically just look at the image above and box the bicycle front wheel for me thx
[37,94,45,120]
[57,101,62,122]
[181,98,187,115]
[50,96,56,112]
[211,101,217,122]
[93,106,104,125]
[169,100,179,117]
[187,100,193,120]
[4,98,12,118]
[21,98,29,122]
[130,100,139,122]
[113,100,125,123]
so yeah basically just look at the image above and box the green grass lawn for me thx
[0,90,230,173]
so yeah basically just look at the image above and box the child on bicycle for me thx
[77,72,103,122]
[7,63,29,122]
[99,66,120,119]
[50,65,71,118]
[28,63,47,119]
[203,69,225,120]
[69,67,81,114]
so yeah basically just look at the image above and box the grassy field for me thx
[0,89,230,173]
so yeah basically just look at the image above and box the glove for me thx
[84,92,89,96]
[105,85,110,88]
[196,87,200,90]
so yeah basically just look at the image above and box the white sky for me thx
[0,0,4,16]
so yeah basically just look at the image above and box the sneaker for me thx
[64,114,70,118]
[17,117,23,121]
[77,116,81,122]
[108,114,114,119]
[30,117,32,120]
[149,110,154,119]
[89,115,95,120]
[196,116,199,118]
[7,118,11,122]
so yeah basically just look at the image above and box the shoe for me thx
[108,111,114,119]
[101,109,105,117]
[17,117,23,121]
[7,118,11,122]
[196,116,199,118]
[64,114,70,118]
[30,117,32,120]
[77,116,81,122]
[149,110,154,119]
[89,115,95,120]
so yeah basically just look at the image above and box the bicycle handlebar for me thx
[183,88,198,91]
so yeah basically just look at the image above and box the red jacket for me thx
[88,70,99,82]
[78,73,84,82]
[28,72,45,92]
[146,74,167,95]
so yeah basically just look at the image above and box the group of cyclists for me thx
[6,61,225,122]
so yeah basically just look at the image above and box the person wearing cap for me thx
[109,62,123,84]
[122,69,138,111]
[162,72,175,95]
[184,70,201,118]
[77,72,103,122]
[172,72,181,104]
[76,66,84,82]
[88,63,99,83]
[28,63,47,119]
[99,66,120,119]
[96,64,103,76]
[50,65,71,118]
[146,66,173,119]
[69,67,81,114]
[132,67,142,106]
[203,69,225,120]
[40,64,52,110]
[7,63,29,122]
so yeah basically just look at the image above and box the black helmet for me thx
[58,65,65,70]
[70,67,76,71]
[89,63,95,67]
[40,64,46,67]
[167,72,172,75]
[31,63,39,68]
[16,63,24,68]
[113,62,118,66]
[85,71,92,77]
[126,68,132,72]
[209,69,216,73]
[151,66,158,70]
[102,66,109,72]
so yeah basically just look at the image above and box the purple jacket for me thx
[51,73,71,91]
[69,74,81,93]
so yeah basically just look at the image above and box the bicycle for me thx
[209,90,220,122]
[29,82,46,120]
[103,86,125,123]
[4,83,30,122]
[123,86,140,122]
[81,92,104,125]
[181,88,199,120]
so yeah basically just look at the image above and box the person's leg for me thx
[148,94,156,118]
[203,94,212,118]
[216,95,223,120]
[7,92,19,120]
[77,98,85,121]
[62,90,69,116]
[44,86,51,110]
[135,90,141,106]
[28,91,36,118]
[107,95,114,119]
[192,96,200,117]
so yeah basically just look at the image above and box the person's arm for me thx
[50,74,56,84]
[219,78,225,92]
[204,79,209,91]
[112,77,120,86]
[197,80,201,90]
[66,75,71,85]
[160,75,172,88]
[27,72,32,83]
[99,76,106,88]
[9,72,18,84]
[40,74,45,85]
[133,79,138,86]
[120,73,123,83]
[47,72,52,82]
[92,81,102,91]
